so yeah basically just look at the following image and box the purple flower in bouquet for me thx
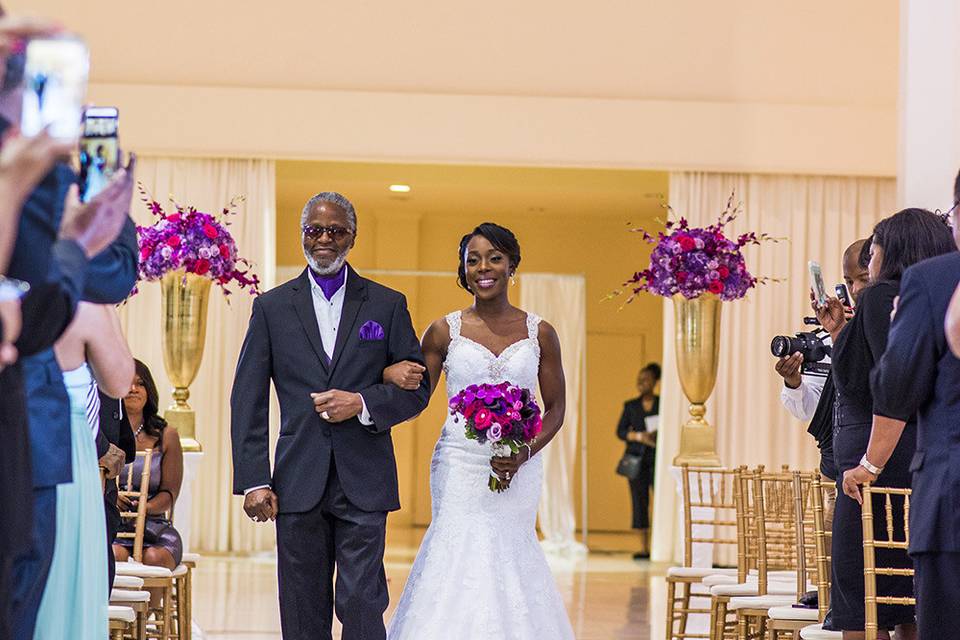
[134,184,262,297]
[615,194,779,303]
[448,382,543,492]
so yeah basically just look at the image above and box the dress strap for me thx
[445,310,462,339]
[526,313,542,340]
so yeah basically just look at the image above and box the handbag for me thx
[616,453,643,480]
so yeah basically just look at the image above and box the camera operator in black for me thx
[776,239,870,488]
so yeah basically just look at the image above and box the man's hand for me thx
[311,390,363,423]
[812,291,847,339]
[841,465,877,505]
[383,360,425,390]
[775,353,803,389]
[243,488,279,523]
[98,443,125,480]
[59,153,136,258]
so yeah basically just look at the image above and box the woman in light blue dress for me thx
[35,304,134,640]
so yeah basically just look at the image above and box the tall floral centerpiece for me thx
[136,187,261,451]
[618,197,775,466]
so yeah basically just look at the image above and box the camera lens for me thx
[771,336,791,358]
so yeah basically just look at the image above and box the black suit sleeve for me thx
[616,402,632,442]
[230,297,274,494]
[358,295,431,434]
[872,268,938,421]
[118,411,135,463]
[95,426,109,459]
[81,216,138,304]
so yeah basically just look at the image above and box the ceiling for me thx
[276,160,669,225]
[21,0,897,108]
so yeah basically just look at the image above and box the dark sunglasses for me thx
[301,224,352,240]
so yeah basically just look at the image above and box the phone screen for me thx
[21,37,89,140]
[78,107,119,203]
[809,261,827,306]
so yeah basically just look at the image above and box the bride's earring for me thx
[510,273,516,286]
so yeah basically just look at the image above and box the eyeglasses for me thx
[301,224,353,240]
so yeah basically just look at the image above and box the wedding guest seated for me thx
[112,360,184,570]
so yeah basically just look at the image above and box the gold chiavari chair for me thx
[862,483,914,640]
[664,465,744,640]
[765,471,824,639]
[711,467,801,640]
[114,449,176,640]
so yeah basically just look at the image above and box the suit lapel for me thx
[329,265,367,375]
[291,269,330,373]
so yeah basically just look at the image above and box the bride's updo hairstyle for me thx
[457,222,522,294]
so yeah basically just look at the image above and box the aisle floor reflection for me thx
[193,529,665,639]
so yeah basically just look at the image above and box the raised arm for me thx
[80,304,134,398]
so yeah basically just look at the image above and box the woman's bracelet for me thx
[523,443,534,461]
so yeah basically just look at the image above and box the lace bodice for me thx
[442,310,541,399]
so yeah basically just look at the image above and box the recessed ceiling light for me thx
[389,184,411,193]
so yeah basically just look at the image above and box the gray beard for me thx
[304,248,347,276]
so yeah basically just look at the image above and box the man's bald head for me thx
[843,239,871,304]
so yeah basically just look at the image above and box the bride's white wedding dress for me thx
[387,311,575,640]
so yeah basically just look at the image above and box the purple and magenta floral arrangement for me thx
[448,382,543,492]
[135,185,261,296]
[621,195,777,302]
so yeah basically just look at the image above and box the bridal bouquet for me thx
[618,194,777,302]
[448,382,543,492]
[135,185,262,296]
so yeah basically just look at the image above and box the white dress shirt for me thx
[244,268,373,495]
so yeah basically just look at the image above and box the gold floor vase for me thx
[160,270,210,452]
[672,293,722,466]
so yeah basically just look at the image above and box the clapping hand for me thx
[59,153,136,258]
[383,360,425,390]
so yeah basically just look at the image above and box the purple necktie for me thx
[309,266,346,301]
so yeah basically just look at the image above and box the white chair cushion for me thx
[728,594,797,611]
[112,575,144,590]
[181,552,201,564]
[799,623,843,639]
[108,605,136,623]
[115,561,173,578]
[710,581,798,597]
[667,566,739,579]
[702,574,740,587]
[172,564,188,577]
[768,605,819,621]
[110,589,150,603]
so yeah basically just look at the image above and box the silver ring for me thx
[321,411,330,420]
[505,472,511,480]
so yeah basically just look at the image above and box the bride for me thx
[382,222,575,639]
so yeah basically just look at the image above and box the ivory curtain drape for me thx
[651,171,896,563]
[118,156,277,553]
[519,273,588,555]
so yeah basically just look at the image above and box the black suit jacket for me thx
[231,266,430,514]
[872,251,960,554]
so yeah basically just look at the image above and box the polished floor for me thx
[192,529,667,639]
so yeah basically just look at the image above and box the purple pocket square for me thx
[359,320,385,341]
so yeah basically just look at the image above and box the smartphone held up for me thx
[78,106,119,202]
[20,35,88,140]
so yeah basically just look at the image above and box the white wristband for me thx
[859,454,883,476]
